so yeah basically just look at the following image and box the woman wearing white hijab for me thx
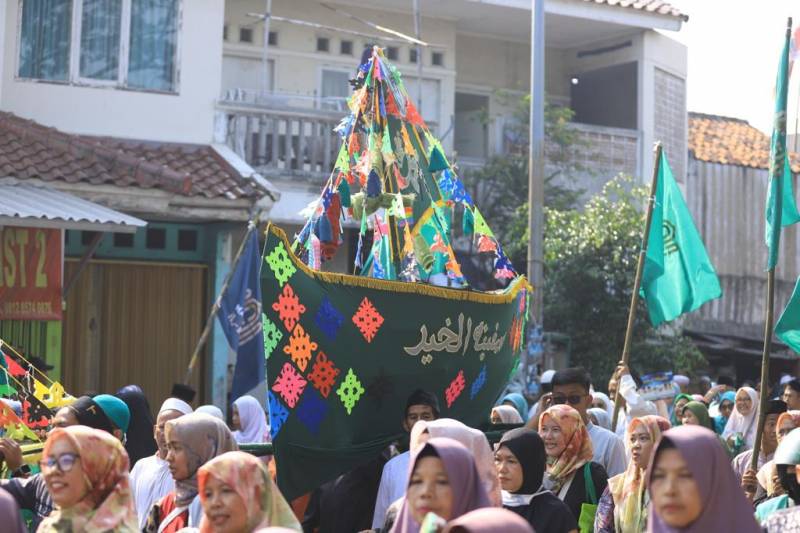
[592,392,614,420]
[232,395,270,444]
[130,397,193,528]
[588,407,612,430]
[196,405,225,421]
[723,386,759,453]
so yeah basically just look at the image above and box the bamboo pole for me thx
[183,214,262,385]
[611,143,662,433]
[750,270,775,472]
[750,16,794,474]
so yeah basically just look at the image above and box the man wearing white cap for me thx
[129,397,193,528]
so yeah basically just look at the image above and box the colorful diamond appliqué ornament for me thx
[266,242,296,286]
[315,297,344,341]
[337,368,366,415]
[272,284,306,331]
[282,324,318,372]
[352,297,384,343]
[262,314,283,359]
[307,351,341,399]
[445,370,466,408]
[296,389,328,435]
[272,362,307,408]
[268,391,289,440]
[470,365,487,400]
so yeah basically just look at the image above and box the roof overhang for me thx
[0,182,147,233]
[326,0,684,45]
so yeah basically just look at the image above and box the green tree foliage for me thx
[541,175,707,389]
[462,95,584,254]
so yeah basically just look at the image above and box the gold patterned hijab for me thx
[37,425,139,532]
[198,451,301,531]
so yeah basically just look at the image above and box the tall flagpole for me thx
[750,17,793,474]
[183,214,262,385]
[611,142,662,433]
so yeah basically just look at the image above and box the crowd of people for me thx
[0,387,299,532]
[3,368,800,531]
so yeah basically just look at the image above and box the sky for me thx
[664,0,799,135]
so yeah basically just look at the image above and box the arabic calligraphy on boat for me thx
[403,313,506,364]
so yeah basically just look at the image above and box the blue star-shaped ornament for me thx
[314,297,344,341]
[296,389,328,435]
[268,391,290,440]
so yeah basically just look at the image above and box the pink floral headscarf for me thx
[37,425,138,532]
[539,404,593,492]
[198,451,300,531]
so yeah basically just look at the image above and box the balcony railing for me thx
[219,89,438,180]
[219,99,343,179]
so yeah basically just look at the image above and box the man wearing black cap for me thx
[738,399,788,502]
[371,389,440,528]
[0,395,130,530]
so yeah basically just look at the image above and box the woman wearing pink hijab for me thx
[390,437,492,533]
[646,425,760,532]
[410,418,501,506]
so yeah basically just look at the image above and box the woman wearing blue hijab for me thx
[500,393,528,422]
[714,390,736,435]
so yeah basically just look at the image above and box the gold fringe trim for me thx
[265,224,533,304]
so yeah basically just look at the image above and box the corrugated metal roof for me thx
[0,184,146,233]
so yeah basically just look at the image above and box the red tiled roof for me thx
[0,112,265,200]
[688,112,800,173]
[583,0,688,22]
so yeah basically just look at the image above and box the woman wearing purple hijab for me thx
[390,437,492,533]
[646,425,760,532]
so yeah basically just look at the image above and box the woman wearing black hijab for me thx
[494,428,578,533]
[116,384,158,466]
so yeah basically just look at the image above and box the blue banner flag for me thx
[218,230,265,400]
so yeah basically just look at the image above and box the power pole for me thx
[412,0,423,110]
[262,0,273,96]
[528,0,545,325]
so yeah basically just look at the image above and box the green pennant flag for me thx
[776,276,800,352]
[765,24,797,269]
[472,208,495,238]
[334,144,349,172]
[640,150,722,326]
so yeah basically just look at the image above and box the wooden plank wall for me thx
[62,260,207,408]
[685,158,800,332]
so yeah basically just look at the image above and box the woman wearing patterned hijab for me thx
[38,425,139,532]
[197,451,299,532]
[145,413,238,533]
[594,415,671,533]
[539,404,608,520]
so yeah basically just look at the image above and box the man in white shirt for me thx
[551,367,627,477]
[129,397,193,528]
[371,389,439,529]
[607,365,660,436]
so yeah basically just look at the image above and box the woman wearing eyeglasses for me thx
[38,425,139,532]
[539,404,608,527]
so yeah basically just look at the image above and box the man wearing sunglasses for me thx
[0,394,130,530]
[550,367,627,477]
